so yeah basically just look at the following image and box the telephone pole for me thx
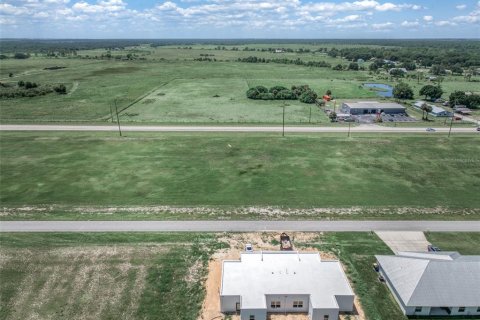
[282,104,285,137]
[114,99,122,137]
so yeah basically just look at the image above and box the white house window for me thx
[415,307,422,312]
[249,316,255,320]
[293,301,304,308]
[271,301,281,309]
[459,307,465,312]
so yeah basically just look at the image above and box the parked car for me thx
[454,116,462,120]
[426,128,436,132]
[378,275,385,282]
[428,245,441,252]
[245,244,253,252]
[476,127,480,132]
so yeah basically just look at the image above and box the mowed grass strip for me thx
[1,132,479,209]
[304,232,406,320]
[0,233,226,320]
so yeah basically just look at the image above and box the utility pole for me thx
[114,99,122,137]
[348,121,351,137]
[109,103,114,123]
[309,105,312,124]
[282,104,285,137]
[448,114,454,138]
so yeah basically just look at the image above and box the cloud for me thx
[372,21,394,29]
[401,20,419,27]
[456,4,467,10]
[423,15,433,22]
[435,20,457,26]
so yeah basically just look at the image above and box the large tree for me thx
[419,85,443,101]
[393,83,414,100]
[421,103,433,121]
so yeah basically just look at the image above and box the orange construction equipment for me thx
[323,95,331,101]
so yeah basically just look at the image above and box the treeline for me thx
[246,85,318,104]
[214,46,329,53]
[0,81,66,99]
[238,56,331,68]
[329,45,480,68]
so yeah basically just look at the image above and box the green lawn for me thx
[1,132,479,220]
[0,232,226,320]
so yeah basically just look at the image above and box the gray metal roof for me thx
[343,101,406,110]
[376,252,480,307]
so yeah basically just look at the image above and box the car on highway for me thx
[477,127,480,132]
[426,128,436,132]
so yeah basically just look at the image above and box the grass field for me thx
[1,45,478,124]
[0,232,226,320]
[1,132,479,220]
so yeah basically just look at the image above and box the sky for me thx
[0,0,479,39]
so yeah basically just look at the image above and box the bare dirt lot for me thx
[198,232,365,320]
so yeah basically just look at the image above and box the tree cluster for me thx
[237,56,331,68]
[246,85,318,103]
[449,91,480,109]
[393,83,414,100]
[419,85,443,101]
[0,81,67,99]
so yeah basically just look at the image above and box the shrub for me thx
[13,53,30,59]
[54,84,67,94]
[17,80,25,87]
[275,89,296,100]
[299,90,318,104]
[24,82,38,89]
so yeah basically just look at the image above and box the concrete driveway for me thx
[375,231,431,254]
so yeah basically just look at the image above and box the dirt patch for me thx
[198,232,364,320]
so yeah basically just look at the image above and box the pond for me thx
[363,83,393,98]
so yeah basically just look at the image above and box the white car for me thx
[245,244,253,252]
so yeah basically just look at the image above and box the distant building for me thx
[454,105,472,115]
[220,251,354,320]
[341,101,406,115]
[275,49,284,53]
[376,252,480,317]
[414,101,452,117]
[429,105,452,117]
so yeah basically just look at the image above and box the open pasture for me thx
[1,132,479,220]
[2,44,477,124]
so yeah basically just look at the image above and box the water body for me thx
[363,83,393,98]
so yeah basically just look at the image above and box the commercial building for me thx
[220,251,354,320]
[376,252,480,317]
[341,101,406,115]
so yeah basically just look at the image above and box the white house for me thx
[220,251,355,320]
[376,252,480,317]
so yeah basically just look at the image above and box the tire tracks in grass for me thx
[103,78,179,122]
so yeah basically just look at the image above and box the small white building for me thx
[376,252,480,317]
[220,251,354,320]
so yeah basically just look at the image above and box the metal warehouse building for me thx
[220,251,354,320]
[341,101,406,115]
[376,252,480,317]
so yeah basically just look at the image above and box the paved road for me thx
[0,124,478,133]
[1,221,479,232]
